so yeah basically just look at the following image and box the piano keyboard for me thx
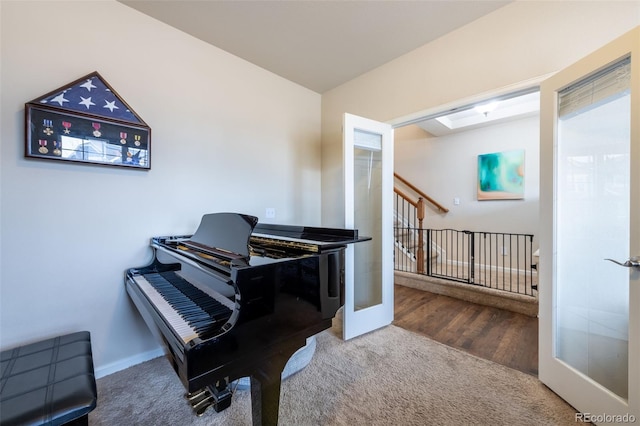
[132,272,233,343]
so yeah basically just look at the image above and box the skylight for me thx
[416,91,540,136]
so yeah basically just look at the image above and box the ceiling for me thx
[417,90,540,136]
[119,0,511,93]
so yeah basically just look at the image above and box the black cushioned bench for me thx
[0,331,97,426]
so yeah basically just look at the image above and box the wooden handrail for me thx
[393,188,418,208]
[394,173,449,213]
[394,173,445,273]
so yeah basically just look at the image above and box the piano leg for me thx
[249,342,307,426]
[250,375,282,426]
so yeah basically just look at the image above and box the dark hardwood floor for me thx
[393,284,539,376]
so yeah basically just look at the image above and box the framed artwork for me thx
[25,71,150,169]
[477,149,525,200]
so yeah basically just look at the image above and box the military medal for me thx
[134,134,141,146]
[38,139,48,154]
[62,121,71,134]
[53,141,61,156]
[92,122,101,137]
[42,119,53,136]
[120,132,127,145]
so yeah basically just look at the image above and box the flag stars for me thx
[103,100,119,112]
[80,79,97,91]
[34,75,141,123]
[50,93,69,106]
[79,96,95,109]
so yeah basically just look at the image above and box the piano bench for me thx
[0,331,97,426]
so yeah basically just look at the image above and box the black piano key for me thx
[143,272,233,339]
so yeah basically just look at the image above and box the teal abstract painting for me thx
[477,150,525,200]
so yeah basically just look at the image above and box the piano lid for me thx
[187,213,258,258]
[252,223,370,249]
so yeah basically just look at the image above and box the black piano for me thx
[125,212,369,425]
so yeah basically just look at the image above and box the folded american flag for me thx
[34,71,144,125]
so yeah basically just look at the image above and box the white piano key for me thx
[133,275,199,344]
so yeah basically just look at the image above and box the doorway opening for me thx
[390,79,546,374]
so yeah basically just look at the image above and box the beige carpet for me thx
[91,324,577,425]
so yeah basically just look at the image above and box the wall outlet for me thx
[265,208,276,219]
[453,197,460,205]
[501,246,508,256]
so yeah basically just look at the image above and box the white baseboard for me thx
[95,347,165,379]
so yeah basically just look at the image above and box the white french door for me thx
[539,27,639,422]
[342,113,394,340]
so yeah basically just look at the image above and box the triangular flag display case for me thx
[25,71,151,169]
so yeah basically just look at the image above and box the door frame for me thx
[538,27,640,419]
[342,112,394,340]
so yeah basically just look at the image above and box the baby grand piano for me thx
[125,213,369,425]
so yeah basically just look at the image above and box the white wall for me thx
[0,1,321,376]
[321,1,640,227]
[395,116,540,238]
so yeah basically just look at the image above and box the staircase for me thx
[393,173,538,315]
[393,173,448,273]
[394,211,442,273]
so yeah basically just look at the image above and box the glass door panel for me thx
[556,58,631,399]
[353,144,383,310]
